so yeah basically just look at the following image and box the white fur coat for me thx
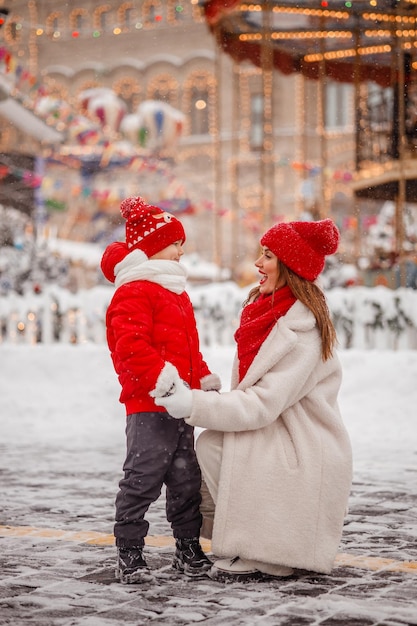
[186,300,353,574]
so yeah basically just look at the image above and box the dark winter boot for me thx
[172,538,213,578]
[115,547,153,584]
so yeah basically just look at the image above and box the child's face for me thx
[150,240,184,261]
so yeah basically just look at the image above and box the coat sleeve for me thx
[182,292,212,380]
[198,351,212,379]
[186,332,334,432]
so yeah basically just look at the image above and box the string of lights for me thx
[2,2,203,45]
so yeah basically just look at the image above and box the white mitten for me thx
[200,373,222,392]
[150,365,192,419]
[150,362,179,397]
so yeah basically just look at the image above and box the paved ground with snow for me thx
[1,346,417,625]
[1,458,416,625]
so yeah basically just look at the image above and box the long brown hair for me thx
[244,260,337,361]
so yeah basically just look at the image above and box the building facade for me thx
[0,0,356,279]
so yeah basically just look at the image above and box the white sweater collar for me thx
[114,249,187,294]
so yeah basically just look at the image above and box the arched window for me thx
[70,9,89,33]
[147,74,178,107]
[167,0,186,23]
[93,5,112,32]
[143,1,163,27]
[113,78,141,113]
[184,72,214,136]
[325,81,353,130]
[190,87,209,135]
[46,12,63,37]
[75,14,83,30]
[151,90,167,102]
[4,20,20,43]
[250,94,263,151]
[119,3,136,29]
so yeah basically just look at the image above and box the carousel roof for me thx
[202,0,417,87]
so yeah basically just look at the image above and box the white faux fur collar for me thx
[114,249,187,294]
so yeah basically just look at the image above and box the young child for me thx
[101,196,220,584]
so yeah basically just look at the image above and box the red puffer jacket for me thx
[106,279,211,415]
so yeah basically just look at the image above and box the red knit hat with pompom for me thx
[100,241,129,283]
[260,218,340,281]
[120,196,185,258]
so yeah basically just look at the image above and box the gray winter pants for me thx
[114,412,203,548]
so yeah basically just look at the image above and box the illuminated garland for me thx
[4,2,203,44]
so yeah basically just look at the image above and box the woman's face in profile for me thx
[254,247,283,294]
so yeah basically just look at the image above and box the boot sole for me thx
[209,566,265,583]
[115,566,154,584]
[172,555,212,578]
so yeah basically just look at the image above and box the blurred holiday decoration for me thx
[119,114,142,145]
[120,100,185,153]
[34,96,71,124]
[36,150,196,245]
[78,87,111,110]
[78,87,127,136]
[67,115,101,146]
[0,39,193,249]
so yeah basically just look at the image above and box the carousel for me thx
[202,0,417,278]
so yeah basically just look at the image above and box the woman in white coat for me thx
[151,218,353,582]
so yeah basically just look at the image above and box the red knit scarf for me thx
[234,285,297,382]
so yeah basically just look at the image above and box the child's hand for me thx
[152,372,192,419]
[150,362,181,398]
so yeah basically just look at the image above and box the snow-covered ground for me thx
[0,344,416,624]
[1,344,416,478]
